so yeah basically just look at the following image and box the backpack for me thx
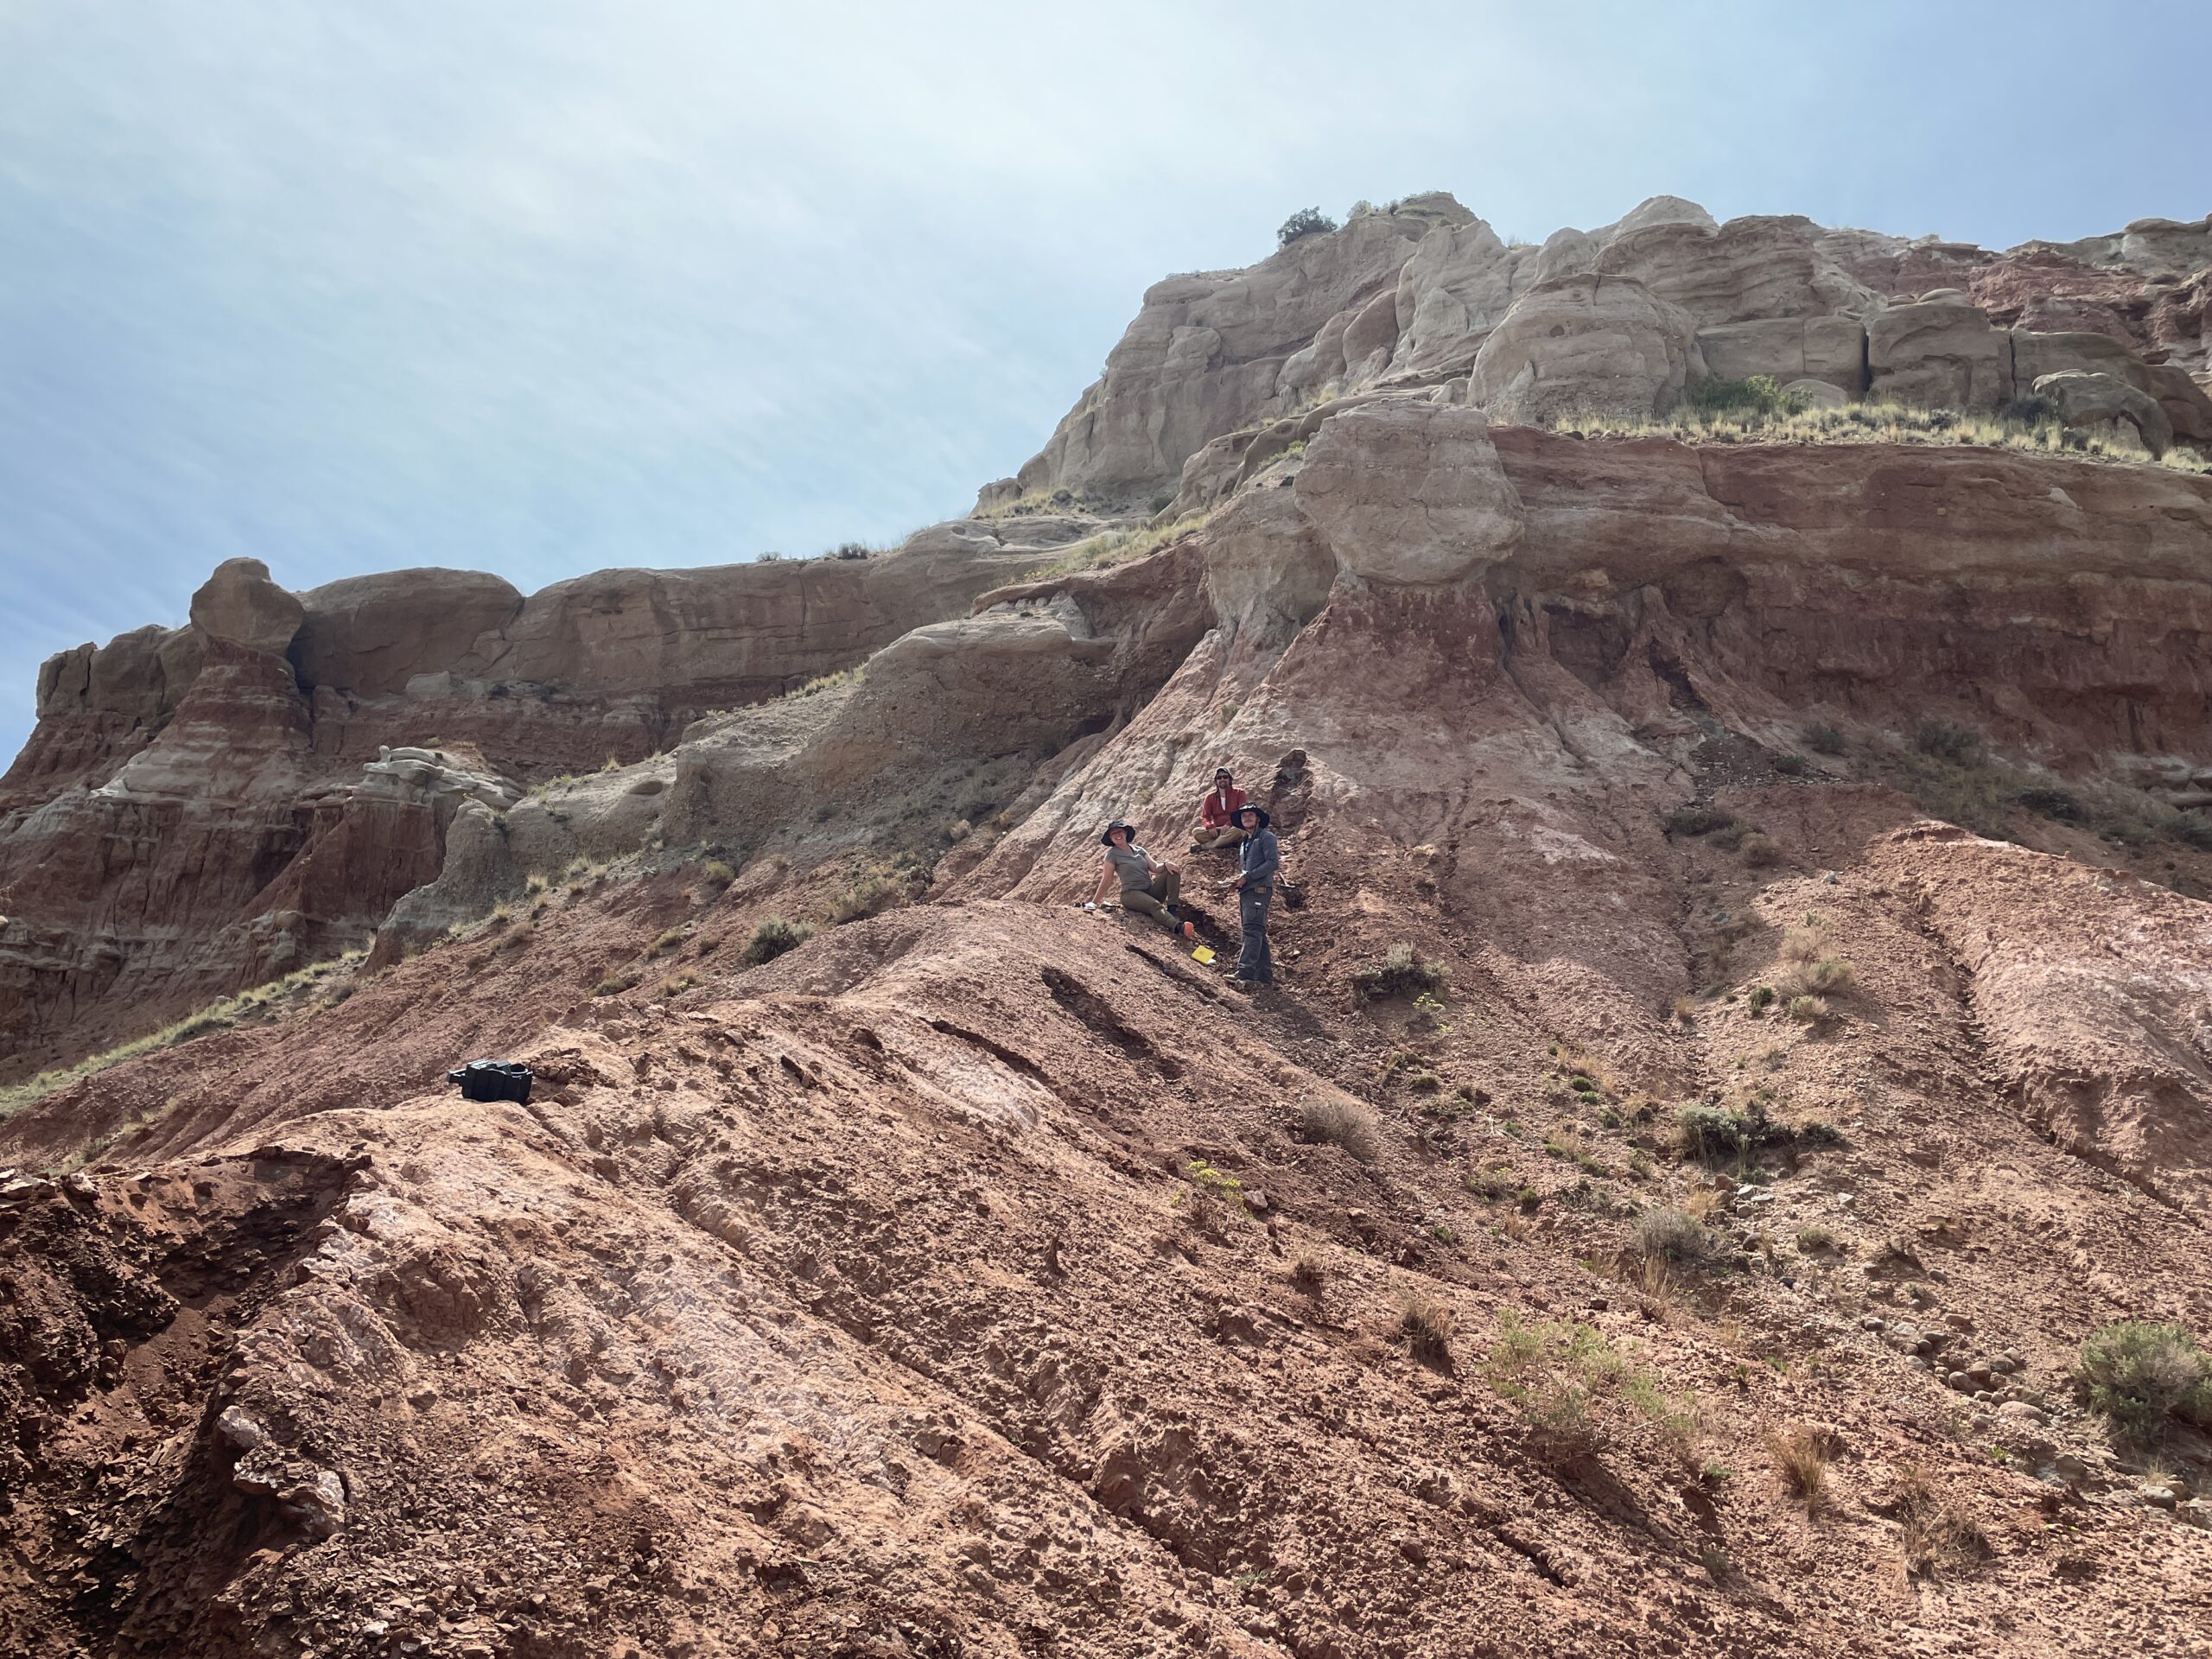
[446,1059,535,1104]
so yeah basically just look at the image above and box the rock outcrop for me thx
[2032,369,2174,456]
[1009,207,1440,498]
[0,520,1085,1077]
[1468,274,1705,423]
[1008,196,2212,502]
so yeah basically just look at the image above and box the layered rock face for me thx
[1001,198,2212,504]
[10,189,2212,1096]
[7,410,2212,1658]
[0,525,1082,1077]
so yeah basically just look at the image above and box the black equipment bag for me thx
[446,1059,534,1104]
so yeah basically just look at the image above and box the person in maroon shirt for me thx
[1191,767,1249,851]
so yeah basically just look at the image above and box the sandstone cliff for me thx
[989,195,2212,507]
[0,520,1096,1077]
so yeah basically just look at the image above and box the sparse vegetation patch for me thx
[2074,1320,2212,1443]
[1351,942,1448,1003]
[742,918,815,966]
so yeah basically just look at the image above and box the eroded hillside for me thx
[4,194,2212,1659]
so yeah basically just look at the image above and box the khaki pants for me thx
[1120,869,1182,925]
[1193,825,1247,850]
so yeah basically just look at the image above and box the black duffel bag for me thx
[446,1059,535,1104]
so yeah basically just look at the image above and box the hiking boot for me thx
[1179,920,1196,940]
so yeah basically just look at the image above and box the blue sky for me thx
[3,1,2208,761]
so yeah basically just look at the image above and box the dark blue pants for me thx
[1237,885,1274,983]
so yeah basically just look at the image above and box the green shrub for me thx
[1801,957,1854,995]
[1276,207,1337,247]
[2016,786,2082,822]
[1747,986,1777,1015]
[1772,753,1812,778]
[1486,1313,1698,1459]
[1665,804,1735,837]
[1796,1226,1834,1254]
[1805,723,1847,755]
[741,917,815,966]
[1675,1099,1789,1160]
[1916,720,1981,764]
[1465,1163,1512,1200]
[699,859,736,887]
[2075,1321,2212,1442]
[1350,942,1448,1002]
[828,868,910,925]
[1688,374,1807,416]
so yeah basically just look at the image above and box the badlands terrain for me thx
[3,193,2212,1657]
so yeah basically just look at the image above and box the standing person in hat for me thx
[1190,767,1249,852]
[1089,821,1197,938]
[1228,803,1280,986]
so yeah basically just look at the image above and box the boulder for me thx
[1469,275,1705,424]
[2007,331,2212,445]
[1696,317,1868,395]
[2144,362,2212,448]
[2033,370,2173,456]
[189,558,305,656]
[293,569,524,697]
[1294,404,1524,586]
[2012,327,2145,391]
[1866,300,2010,408]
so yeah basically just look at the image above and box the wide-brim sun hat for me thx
[1235,804,1270,829]
[1101,818,1135,845]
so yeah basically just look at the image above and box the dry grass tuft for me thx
[1777,919,1830,963]
[1294,1087,1382,1165]
[1890,1466,1992,1582]
[1397,1294,1457,1365]
[1764,1423,1834,1512]
[1636,1206,1708,1263]
[1290,1254,1326,1293]
[1633,1254,1677,1321]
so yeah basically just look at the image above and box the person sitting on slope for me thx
[1089,821,1198,938]
[1190,767,1249,852]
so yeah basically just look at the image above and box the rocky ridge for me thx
[988,194,2212,506]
